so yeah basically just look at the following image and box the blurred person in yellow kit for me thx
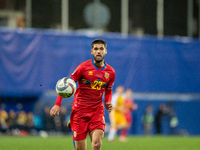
[0,108,8,133]
[108,86,128,142]
[119,89,138,141]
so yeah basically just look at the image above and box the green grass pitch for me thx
[0,135,200,150]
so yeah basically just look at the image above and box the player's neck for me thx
[93,60,105,67]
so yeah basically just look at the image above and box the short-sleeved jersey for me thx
[70,59,115,112]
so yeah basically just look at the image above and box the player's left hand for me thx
[50,105,60,117]
[105,103,113,113]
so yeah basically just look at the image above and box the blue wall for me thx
[0,28,200,96]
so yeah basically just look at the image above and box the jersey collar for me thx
[91,59,106,70]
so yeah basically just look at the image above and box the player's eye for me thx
[94,47,104,51]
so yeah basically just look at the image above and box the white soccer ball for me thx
[55,77,76,98]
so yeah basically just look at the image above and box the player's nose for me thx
[96,49,101,53]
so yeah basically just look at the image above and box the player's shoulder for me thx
[80,59,92,65]
[106,63,115,73]
[79,59,92,67]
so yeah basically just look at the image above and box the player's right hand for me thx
[105,103,113,113]
[50,105,60,117]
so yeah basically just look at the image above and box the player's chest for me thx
[83,69,110,82]
[80,69,111,90]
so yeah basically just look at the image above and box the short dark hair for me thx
[91,39,107,48]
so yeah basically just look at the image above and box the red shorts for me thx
[70,109,105,141]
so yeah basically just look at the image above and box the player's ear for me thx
[91,49,93,54]
[105,49,107,54]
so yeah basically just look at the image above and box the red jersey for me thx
[124,98,134,114]
[70,59,115,112]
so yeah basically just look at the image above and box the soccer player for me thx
[50,39,115,150]
[142,105,154,135]
[108,86,128,142]
[119,89,138,141]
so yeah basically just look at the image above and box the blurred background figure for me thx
[142,105,154,135]
[17,17,25,29]
[43,106,55,134]
[6,109,17,134]
[0,108,8,134]
[26,112,35,134]
[169,111,179,135]
[16,110,28,136]
[54,115,62,134]
[108,86,128,142]
[168,102,179,135]
[60,106,70,134]
[119,89,138,142]
[155,103,169,135]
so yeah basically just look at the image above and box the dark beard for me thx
[93,55,105,63]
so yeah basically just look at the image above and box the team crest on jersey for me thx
[88,71,93,75]
[105,72,109,79]
[74,131,77,137]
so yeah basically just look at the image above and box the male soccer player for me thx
[50,39,115,150]
[119,89,138,141]
[108,86,128,142]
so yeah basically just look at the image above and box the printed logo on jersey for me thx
[74,131,77,137]
[105,72,109,79]
[91,79,106,90]
[82,78,107,90]
[88,71,93,75]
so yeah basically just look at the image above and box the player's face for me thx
[116,86,124,94]
[91,43,107,63]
